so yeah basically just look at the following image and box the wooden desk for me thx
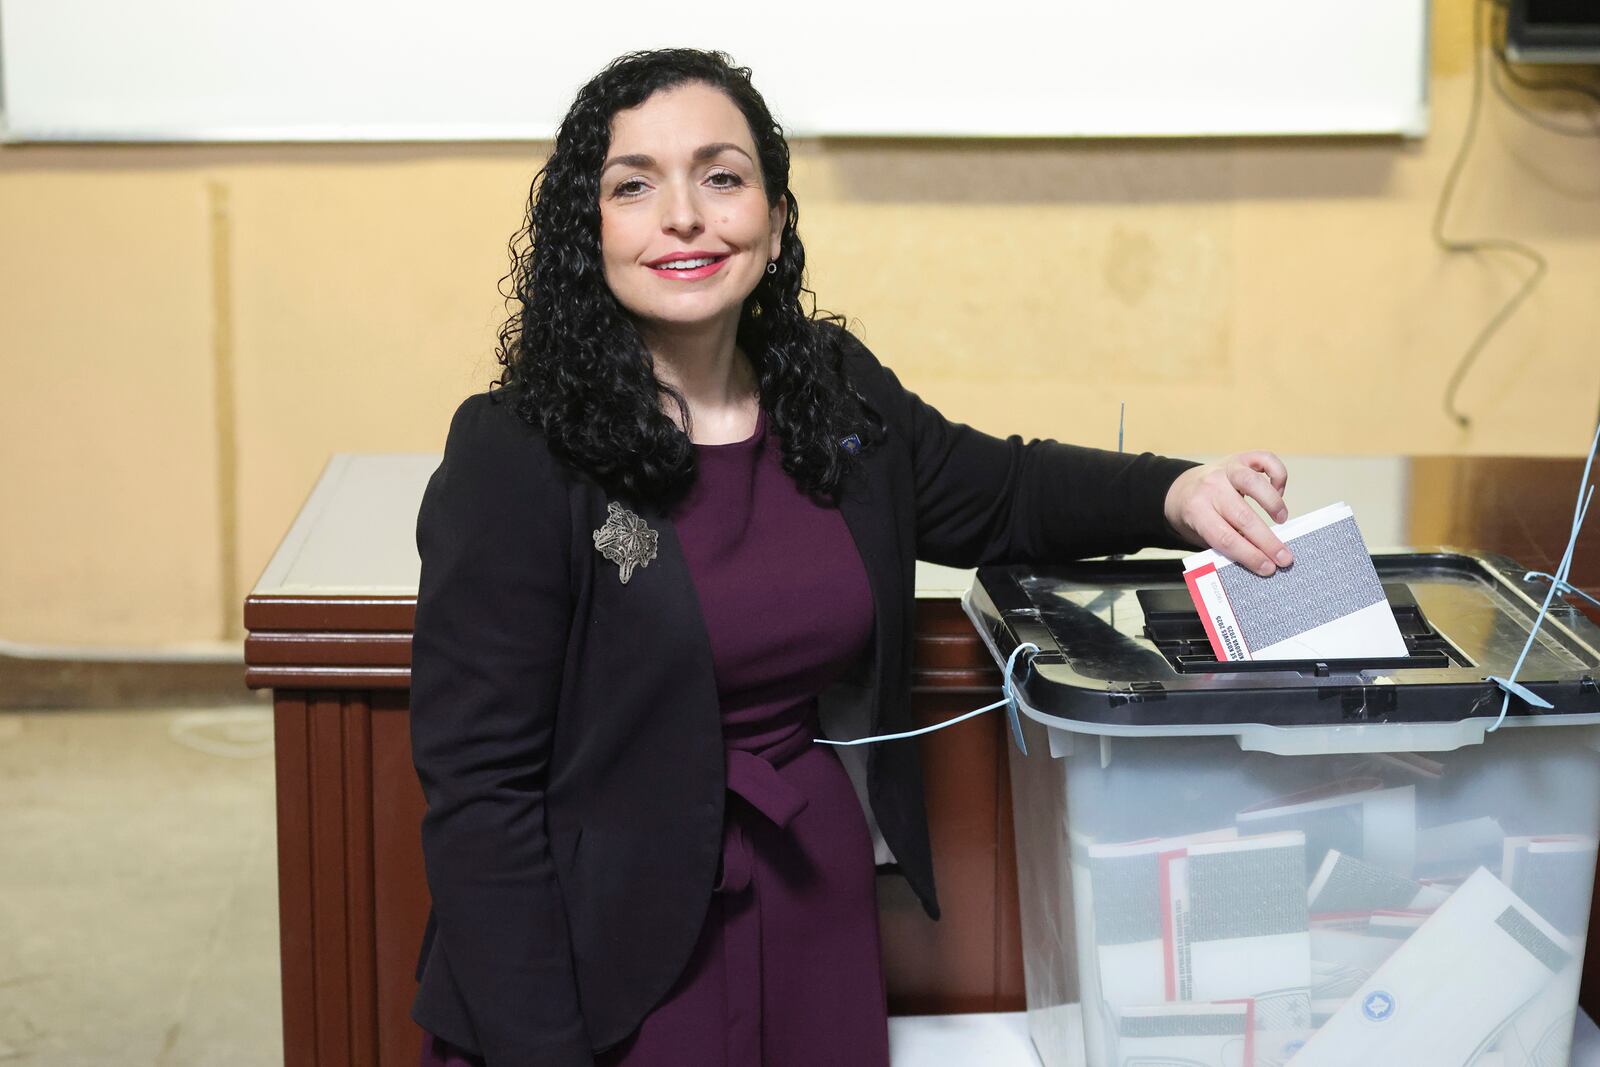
[246,452,1599,1066]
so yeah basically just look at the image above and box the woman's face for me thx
[598,82,785,341]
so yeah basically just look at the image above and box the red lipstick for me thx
[645,250,730,281]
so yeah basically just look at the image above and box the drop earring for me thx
[766,261,777,275]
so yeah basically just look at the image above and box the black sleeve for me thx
[410,393,593,1066]
[841,330,1200,567]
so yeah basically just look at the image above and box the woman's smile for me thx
[645,250,731,281]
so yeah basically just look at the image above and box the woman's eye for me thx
[613,178,648,197]
[706,170,743,189]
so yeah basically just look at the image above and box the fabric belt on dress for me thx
[713,724,816,1067]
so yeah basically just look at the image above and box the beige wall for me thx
[3,1,1598,646]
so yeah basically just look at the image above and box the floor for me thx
[0,705,281,1066]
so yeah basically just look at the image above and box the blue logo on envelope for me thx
[1362,991,1395,1022]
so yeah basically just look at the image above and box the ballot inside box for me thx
[966,551,1600,1067]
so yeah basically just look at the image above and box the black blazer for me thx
[408,327,1197,1065]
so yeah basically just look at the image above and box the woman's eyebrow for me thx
[600,142,754,174]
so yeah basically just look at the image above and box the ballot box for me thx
[966,551,1600,1067]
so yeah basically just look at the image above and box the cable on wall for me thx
[1432,0,1549,429]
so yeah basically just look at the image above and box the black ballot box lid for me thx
[964,551,1600,739]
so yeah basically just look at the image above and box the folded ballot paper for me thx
[1306,850,1449,916]
[1286,867,1578,1066]
[1113,1002,1251,1067]
[1159,833,1311,1006]
[1089,829,1244,1008]
[1418,816,1507,881]
[1309,918,1402,1001]
[1303,852,1450,1002]
[1502,835,1600,938]
[1087,828,1313,1067]
[1183,502,1406,662]
[1237,780,1416,880]
[1113,997,1312,1067]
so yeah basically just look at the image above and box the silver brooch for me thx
[592,502,658,584]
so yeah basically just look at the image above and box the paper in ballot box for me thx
[1365,908,1433,943]
[1494,959,1581,1067]
[1237,779,1416,880]
[1087,829,1242,1009]
[1309,999,1345,1029]
[1157,832,1311,1006]
[1285,868,1577,1066]
[1501,835,1599,938]
[1112,997,1312,1067]
[1418,816,1507,881]
[1360,750,1446,781]
[1306,850,1448,916]
[1182,502,1406,662]
[1083,828,1315,1066]
[1303,845,1450,1004]
[1113,1001,1251,1067]
[1309,930,1396,1002]
[1249,992,1315,1067]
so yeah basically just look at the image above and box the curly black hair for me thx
[492,47,882,510]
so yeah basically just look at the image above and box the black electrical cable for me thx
[1433,0,1549,428]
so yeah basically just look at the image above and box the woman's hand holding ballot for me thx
[1163,451,1295,577]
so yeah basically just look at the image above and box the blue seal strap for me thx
[816,641,1042,753]
[1486,675,1554,712]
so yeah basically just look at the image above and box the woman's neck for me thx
[640,319,760,444]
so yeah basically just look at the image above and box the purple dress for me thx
[423,406,888,1066]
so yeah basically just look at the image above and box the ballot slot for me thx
[990,552,1600,729]
[1136,582,1475,674]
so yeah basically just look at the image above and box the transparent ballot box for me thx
[965,552,1600,1067]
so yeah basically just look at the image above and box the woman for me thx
[410,48,1294,1067]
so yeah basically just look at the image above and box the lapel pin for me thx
[593,501,658,584]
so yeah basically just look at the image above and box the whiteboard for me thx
[0,0,1430,141]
